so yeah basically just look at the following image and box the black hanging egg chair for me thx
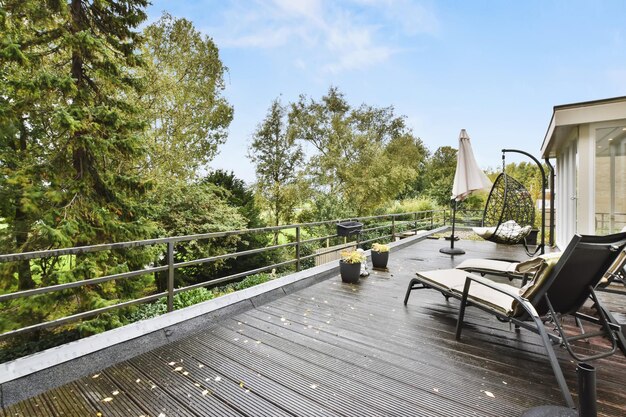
[474,172,535,244]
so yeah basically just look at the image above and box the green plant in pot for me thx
[340,250,365,283]
[371,243,390,269]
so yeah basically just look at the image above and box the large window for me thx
[595,126,626,234]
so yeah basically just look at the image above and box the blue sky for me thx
[146,0,626,183]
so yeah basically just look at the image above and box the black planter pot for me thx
[371,251,389,269]
[339,261,360,283]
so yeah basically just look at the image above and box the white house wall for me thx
[577,124,595,234]
[556,140,577,248]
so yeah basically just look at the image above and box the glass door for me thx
[595,126,626,234]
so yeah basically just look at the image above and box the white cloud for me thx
[221,25,296,48]
[323,45,394,74]
[272,0,323,21]
[207,0,438,74]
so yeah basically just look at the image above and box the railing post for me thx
[295,226,301,272]
[430,211,434,229]
[414,212,418,233]
[391,216,396,241]
[167,241,174,312]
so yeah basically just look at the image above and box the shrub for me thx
[388,197,439,214]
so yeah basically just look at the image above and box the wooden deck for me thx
[2,238,625,417]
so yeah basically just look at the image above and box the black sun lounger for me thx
[404,232,626,409]
[455,245,626,356]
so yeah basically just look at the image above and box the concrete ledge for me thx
[0,259,340,407]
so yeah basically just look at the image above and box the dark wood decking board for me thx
[171,342,341,417]
[2,238,625,417]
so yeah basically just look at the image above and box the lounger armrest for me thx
[463,275,541,318]
[464,274,521,298]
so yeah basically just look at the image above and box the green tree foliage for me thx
[204,170,264,228]
[139,13,233,182]
[1,1,153,294]
[288,87,428,215]
[249,98,306,230]
[148,180,246,289]
[0,0,70,290]
[203,170,281,276]
[503,162,546,203]
[0,0,161,352]
[423,146,458,206]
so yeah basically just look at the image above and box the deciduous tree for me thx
[288,87,428,214]
[423,146,458,206]
[140,13,233,181]
[249,99,305,233]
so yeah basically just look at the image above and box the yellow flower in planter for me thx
[371,243,390,253]
[371,243,390,269]
[340,250,366,264]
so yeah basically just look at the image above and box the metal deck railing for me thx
[0,210,446,341]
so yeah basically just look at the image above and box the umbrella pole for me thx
[440,200,466,255]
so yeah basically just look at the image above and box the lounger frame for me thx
[404,232,626,409]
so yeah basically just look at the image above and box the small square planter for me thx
[371,251,389,269]
[339,260,361,283]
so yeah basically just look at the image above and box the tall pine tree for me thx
[1,0,152,287]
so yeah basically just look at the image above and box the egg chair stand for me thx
[476,149,548,256]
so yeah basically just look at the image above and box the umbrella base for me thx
[439,247,466,255]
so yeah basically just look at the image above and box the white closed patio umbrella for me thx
[440,129,492,255]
